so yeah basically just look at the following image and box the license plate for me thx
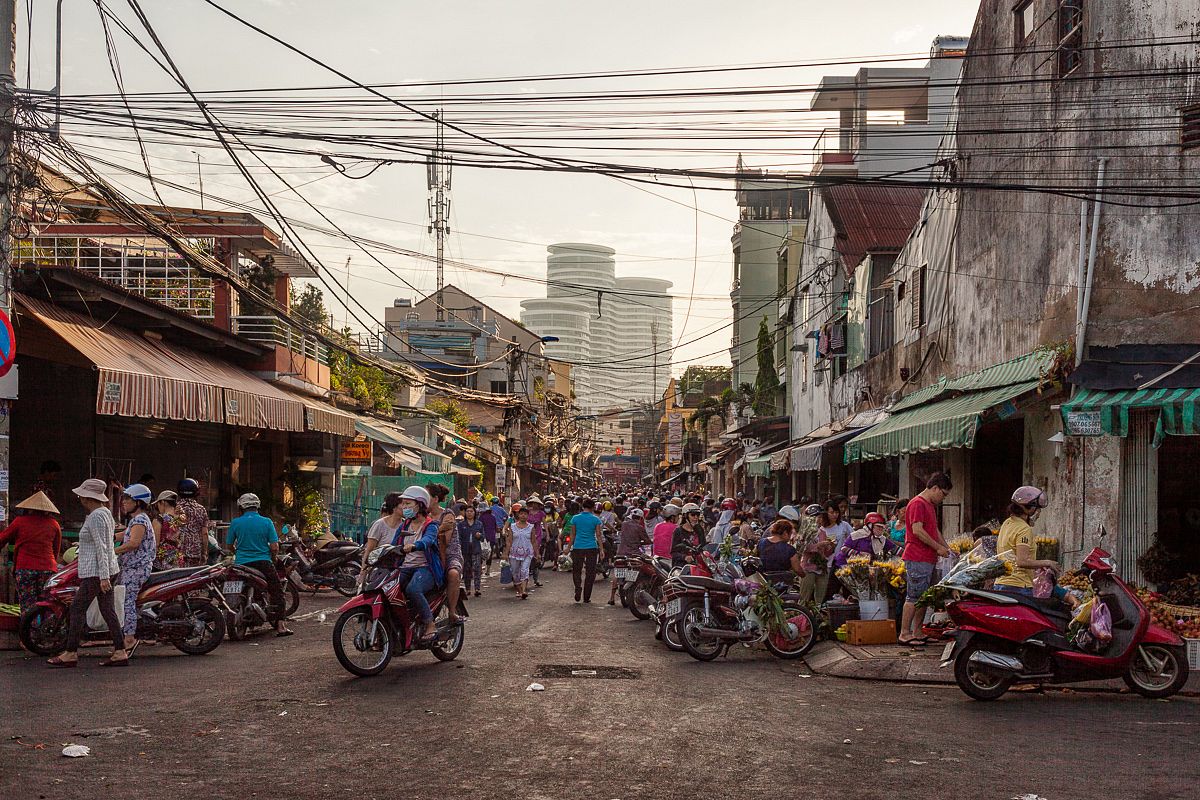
[940,641,954,661]
[666,598,682,619]
[617,569,637,582]
[222,580,244,594]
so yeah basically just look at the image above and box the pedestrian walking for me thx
[480,497,499,575]
[503,504,535,599]
[458,505,484,597]
[525,495,546,587]
[567,498,605,604]
[899,473,952,646]
[0,492,62,615]
[114,484,156,651]
[174,478,210,567]
[47,479,125,667]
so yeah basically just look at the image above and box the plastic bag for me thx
[1033,568,1055,599]
[1090,598,1113,643]
[499,561,513,586]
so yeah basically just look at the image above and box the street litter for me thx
[61,745,91,758]
[526,683,545,692]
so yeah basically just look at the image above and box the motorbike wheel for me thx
[19,606,68,656]
[679,602,723,662]
[282,584,301,618]
[954,641,1014,701]
[1124,643,1189,698]
[172,600,226,655]
[333,608,393,677]
[764,605,817,659]
[627,577,653,621]
[429,603,465,662]
[660,617,685,652]
[334,566,360,598]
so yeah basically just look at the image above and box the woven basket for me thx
[1159,602,1200,619]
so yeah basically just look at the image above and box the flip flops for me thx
[899,636,930,647]
[46,656,77,668]
[98,657,130,667]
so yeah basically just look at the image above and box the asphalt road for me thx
[3,567,1199,800]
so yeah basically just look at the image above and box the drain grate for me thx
[534,664,641,680]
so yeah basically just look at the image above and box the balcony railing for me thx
[232,315,330,365]
[16,235,216,318]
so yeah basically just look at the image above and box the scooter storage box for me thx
[845,619,896,645]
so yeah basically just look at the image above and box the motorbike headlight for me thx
[366,547,384,566]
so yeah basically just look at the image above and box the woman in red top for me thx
[0,492,63,613]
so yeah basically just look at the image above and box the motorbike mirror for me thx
[1098,524,1108,539]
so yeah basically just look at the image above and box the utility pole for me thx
[426,110,451,321]
[0,0,16,532]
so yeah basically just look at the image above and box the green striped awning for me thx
[1060,387,1200,445]
[844,381,1042,463]
[889,350,1058,414]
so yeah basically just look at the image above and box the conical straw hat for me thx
[16,491,60,514]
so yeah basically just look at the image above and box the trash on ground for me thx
[526,683,545,692]
[61,744,91,758]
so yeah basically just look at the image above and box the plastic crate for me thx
[1187,639,1200,671]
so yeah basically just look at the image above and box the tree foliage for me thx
[329,328,405,413]
[290,283,328,328]
[752,316,781,416]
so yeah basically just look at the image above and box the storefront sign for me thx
[667,413,683,462]
[339,465,371,477]
[340,439,373,465]
[103,381,122,404]
[0,308,15,377]
[226,396,240,415]
[1065,410,1104,437]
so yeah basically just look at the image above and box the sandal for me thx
[46,656,77,668]
[99,656,130,667]
[275,629,294,638]
[899,636,929,647]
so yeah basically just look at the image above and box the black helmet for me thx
[177,478,200,497]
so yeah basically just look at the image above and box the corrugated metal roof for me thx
[822,184,926,274]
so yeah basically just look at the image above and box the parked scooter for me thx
[621,549,674,620]
[664,550,817,662]
[20,562,227,656]
[943,546,1189,700]
[278,531,361,597]
[331,543,466,676]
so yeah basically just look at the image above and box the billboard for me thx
[598,454,642,480]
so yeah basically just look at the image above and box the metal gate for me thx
[1118,410,1158,584]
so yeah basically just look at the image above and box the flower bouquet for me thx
[947,535,975,555]
[919,545,1017,609]
[873,558,907,592]
[835,555,904,600]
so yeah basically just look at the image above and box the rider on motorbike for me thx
[371,485,444,643]
[671,503,705,567]
[227,493,292,637]
[994,486,1074,606]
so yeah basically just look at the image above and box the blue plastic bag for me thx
[499,562,513,586]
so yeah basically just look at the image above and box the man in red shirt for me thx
[899,472,952,646]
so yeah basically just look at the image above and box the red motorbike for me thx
[19,562,227,656]
[331,544,466,676]
[943,546,1189,700]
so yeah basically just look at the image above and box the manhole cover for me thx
[534,664,640,680]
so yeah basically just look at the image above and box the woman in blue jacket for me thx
[390,485,444,643]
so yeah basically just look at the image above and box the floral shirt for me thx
[120,511,157,572]
[154,512,182,570]
[175,498,209,566]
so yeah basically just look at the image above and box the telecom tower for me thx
[426,111,452,320]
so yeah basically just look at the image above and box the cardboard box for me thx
[846,619,897,645]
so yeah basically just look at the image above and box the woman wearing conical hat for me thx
[0,491,63,615]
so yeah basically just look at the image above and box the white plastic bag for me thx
[86,584,126,630]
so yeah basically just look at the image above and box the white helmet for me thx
[400,485,432,510]
[681,502,702,515]
[777,504,800,522]
[237,492,261,510]
[662,503,681,519]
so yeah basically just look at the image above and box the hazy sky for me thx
[21,1,980,371]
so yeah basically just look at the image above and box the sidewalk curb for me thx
[802,641,1200,697]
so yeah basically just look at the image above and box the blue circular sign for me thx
[0,309,15,377]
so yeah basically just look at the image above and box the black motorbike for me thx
[280,533,361,597]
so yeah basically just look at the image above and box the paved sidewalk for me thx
[804,639,1200,694]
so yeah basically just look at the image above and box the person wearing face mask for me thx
[835,512,901,567]
[993,486,1063,596]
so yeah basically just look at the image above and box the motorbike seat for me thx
[142,566,205,589]
[990,590,1074,624]
[315,544,359,561]
[677,574,733,592]
[653,556,674,574]
[760,570,798,586]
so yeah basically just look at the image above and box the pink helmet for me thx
[1011,486,1047,509]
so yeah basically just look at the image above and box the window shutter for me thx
[1184,104,1200,150]
[910,267,923,329]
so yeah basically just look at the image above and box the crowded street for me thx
[3,567,1199,800]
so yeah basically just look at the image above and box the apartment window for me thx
[405,311,420,322]
[490,380,508,394]
[1057,0,1084,77]
[867,256,896,358]
[1182,105,1200,150]
[1013,0,1037,48]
